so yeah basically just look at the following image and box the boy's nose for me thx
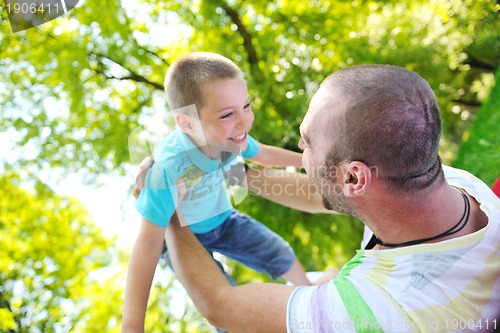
[236,113,246,128]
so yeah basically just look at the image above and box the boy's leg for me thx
[282,258,339,285]
[161,241,237,285]
[208,210,312,285]
[281,257,310,285]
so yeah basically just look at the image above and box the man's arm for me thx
[122,218,165,333]
[246,166,340,214]
[251,143,303,168]
[165,211,296,333]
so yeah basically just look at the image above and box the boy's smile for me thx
[190,76,255,159]
[229,133,247,144]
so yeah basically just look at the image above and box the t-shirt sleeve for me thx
[135,161,177,227]
[242,134,260,159]
[287,286,312,333]
[286,282,353,332]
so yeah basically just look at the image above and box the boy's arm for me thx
[122,218,165,333]
[165,211,296,333]
[250,143,303,168]
[246,166,341,214]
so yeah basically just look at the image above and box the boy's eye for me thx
[220,112,233,119]
[244,103,251,109]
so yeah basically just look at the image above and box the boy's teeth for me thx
[233,134,245,140]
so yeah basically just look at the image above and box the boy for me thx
[122,53,332,332]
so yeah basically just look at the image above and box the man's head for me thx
[165,53,254,156]
[299,65,444,213]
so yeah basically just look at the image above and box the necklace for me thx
[373,189,471,248]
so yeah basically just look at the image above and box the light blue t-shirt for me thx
[136,128,260,233]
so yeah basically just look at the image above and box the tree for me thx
[453,67,500,186]
[1,0,497,177]
[1,0,498,331]
[0,173,121,332]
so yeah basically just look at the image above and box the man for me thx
[160,65,500,333]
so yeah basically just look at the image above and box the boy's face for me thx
[195,76,255,156]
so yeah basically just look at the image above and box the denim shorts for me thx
[161,209,296,280]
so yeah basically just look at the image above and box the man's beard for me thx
[321,192,357,216]
[316,162,358,217]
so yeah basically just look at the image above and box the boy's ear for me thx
[175,113,194,133]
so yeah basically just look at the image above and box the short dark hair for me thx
[322,65,444,193]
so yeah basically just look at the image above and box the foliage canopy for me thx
[1,0,498,331]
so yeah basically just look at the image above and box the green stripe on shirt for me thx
[334,250,384,333]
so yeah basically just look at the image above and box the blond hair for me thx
[164,52,243,112]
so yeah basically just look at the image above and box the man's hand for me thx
[173,178,189,227]
[133,155,155,199]
[176,178,187,204]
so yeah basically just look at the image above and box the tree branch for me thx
[217,0,258,65]
[134,41,171,67]
[90,52,164,90]
[451,99,481,107]
[464,56,496,72]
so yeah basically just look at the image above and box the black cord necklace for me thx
[373,189,471,248]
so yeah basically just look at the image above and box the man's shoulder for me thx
[443,165,497,200]
[443,165,473,180]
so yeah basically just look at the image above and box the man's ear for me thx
[342,161,371,197]
[175,113,194,133]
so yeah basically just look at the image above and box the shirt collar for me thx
[177,129,238,173]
